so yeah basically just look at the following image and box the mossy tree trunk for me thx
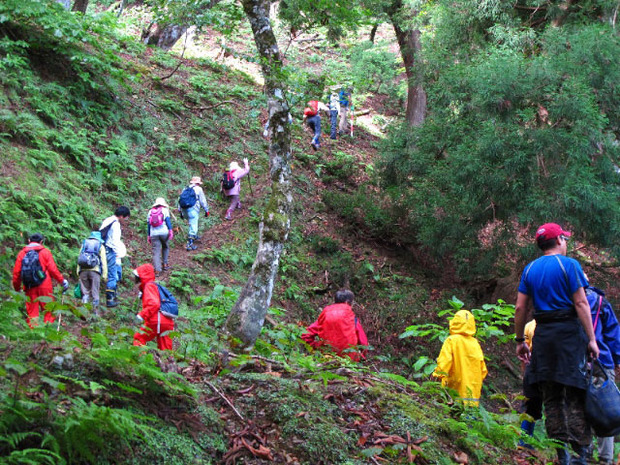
[224,0,292,347]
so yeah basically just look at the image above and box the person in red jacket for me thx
[12,233,68,328]
[301,289,368,361]
[132,263,174,350]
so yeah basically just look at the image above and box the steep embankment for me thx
[0,3,561,464]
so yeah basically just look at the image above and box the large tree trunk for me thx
[387,0,426,126]
[224,0,292,347]
[71,0,89,13]
[141,23,188,50]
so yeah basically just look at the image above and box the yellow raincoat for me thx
[432,310,488,406]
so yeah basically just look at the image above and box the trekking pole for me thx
[57,291,65,332]
[247,170,254,197]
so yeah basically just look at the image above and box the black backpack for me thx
[222,171,236,190]
[77,237,101,268]
[21,249,46,289]
[178,186,198,209]
[99,220,117,243]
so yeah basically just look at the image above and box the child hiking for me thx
[222,158,250,221]
[178,176,209,251]
[77,231,108,315]
[432,309,488,406]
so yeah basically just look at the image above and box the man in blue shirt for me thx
[586,285,620,465]
[514,223,599,465]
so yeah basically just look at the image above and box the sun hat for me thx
[190,176,203,185]
[228,161,241,171]
[152,197,169,208]
[535,223,572,241]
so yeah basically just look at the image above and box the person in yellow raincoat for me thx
[432,309,488,406]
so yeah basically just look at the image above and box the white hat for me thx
[190,176,203,185]
[228,161,241,171]
[152,197,169,208]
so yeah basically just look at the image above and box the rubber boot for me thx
[106,290,118,308]
[556,445,571,465]
[518,420,535,449]
[186,237,197,251]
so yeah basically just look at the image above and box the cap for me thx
[535,223,572,241]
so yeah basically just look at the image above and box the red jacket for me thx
[301,303,368,361]
[135,264,174,326]
[12,243,65,292]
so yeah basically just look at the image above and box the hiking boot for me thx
[163,263,170,271]
[311,142,318,151]
[224,215,232,221]
[106,290,118,308]
[186,239,197,251]
[192,234,202,242]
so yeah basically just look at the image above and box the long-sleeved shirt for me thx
[100,215,123,253]
[223,161,250,197]
[179,184,209,213]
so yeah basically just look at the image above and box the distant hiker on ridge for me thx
[328,90,340,140]
[432,309,488,407]
[99,206,131,308]
[147,197,173,275]
[221,158,250,221]
[301,289,368,361]
[178,176,209,251]
[77,231,108,316]
[12,233,69,327]
[303,99,329,150]
[338,86,351,135]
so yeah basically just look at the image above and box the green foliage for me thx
[380,21,620,278]
[349,41,400,95]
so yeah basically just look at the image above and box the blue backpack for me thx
[156,283,178,319]
[178,186,197,209]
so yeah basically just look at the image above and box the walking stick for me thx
[57,292,65,332]
[247,169,254,197]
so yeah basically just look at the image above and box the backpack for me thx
[304,101,319,117]
[77,237,101,268]
[222,171,236,190]
[156,283,179,319]
[178,186,197,209]
[21,249,46,289]
[148,207,164,227]
[99,219,117,242]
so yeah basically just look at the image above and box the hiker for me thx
[178,176,209,251]
[12,233,69,327]
[147,197,173,275]
[77,231,108,315]
[432,309,488,407]
[303,99,329,150]
[518,319,542,448]
[338,87,351,135]
[328,91,340,140]
[132,263,174,350]
[222,158,250,221]
[514,223,599,465]
[301,289,368,361]
[99,206,131,308]
[585,284,620,465]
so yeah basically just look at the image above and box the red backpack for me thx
[304,100,319,117]
[148,207,164,227]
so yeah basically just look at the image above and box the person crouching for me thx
[132,264,174,350]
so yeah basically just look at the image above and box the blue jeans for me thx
[306,115,321,146]
[184,207,199,237]
[105,247,117,291]
[330,110,338,139]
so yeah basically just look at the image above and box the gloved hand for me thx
[205,211,210,218]
[135,314,144,324]
[62,279,69,292]
[168,230,174,241]
[138,291,143,299]
[147,236,152,244]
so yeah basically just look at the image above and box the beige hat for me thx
[228,161,241,171]
[152,197,169,208]
[190,176,203,185]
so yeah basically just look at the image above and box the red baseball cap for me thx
[535,223,572,241]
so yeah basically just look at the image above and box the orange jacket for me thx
[302,303,368,361]
[12,243,65,292]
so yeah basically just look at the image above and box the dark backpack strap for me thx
[593,295,603,331]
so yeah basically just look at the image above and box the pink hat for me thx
[535,223,572,241]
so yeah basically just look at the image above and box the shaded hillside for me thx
[0,2,611,464]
